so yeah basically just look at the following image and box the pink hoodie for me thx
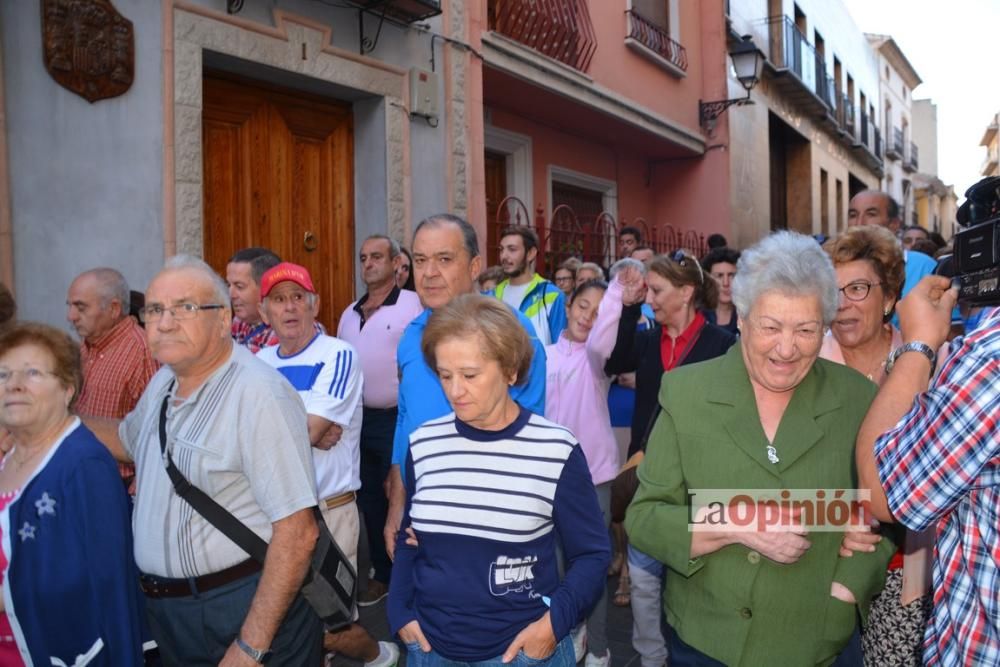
[544,278,624,485]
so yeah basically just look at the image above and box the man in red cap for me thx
[257,262,399,667]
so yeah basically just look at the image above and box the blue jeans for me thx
[406,635,575,667]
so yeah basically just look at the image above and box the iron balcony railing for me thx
[839,93,855,138]
[487,0,597,73]
[814,52,836,110]
[625,9,688,71]
[873,124,883,157]
[766,16,834,114]
[894,128,905,155]
[859,110,870,146]
[908,142,919,171]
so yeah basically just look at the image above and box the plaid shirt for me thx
[231,317,324,354]
[875,306,1000,667]
[76,316,159,419]
[76,317,159,486]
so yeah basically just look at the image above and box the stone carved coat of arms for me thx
[41,0,134,103]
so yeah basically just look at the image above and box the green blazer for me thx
[625,344,895,667]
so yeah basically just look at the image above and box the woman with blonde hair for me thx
[822,225,933,666]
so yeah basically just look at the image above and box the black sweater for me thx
[605,304,737,457]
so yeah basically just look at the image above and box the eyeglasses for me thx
[139,303,225,323]
[554,275,574,283]
[838,280,883,302]
[671,250,705,284]
[0,367,59,386]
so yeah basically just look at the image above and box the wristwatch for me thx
[235,637,272,664]
[885,341,937,379]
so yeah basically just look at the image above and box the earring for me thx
[883,307,891,317]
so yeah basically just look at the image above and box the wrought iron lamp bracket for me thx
[699,92,754,134]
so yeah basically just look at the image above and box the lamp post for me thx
[699,35,765,135]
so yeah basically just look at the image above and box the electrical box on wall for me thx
[409,67,439,120]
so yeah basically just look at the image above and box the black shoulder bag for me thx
[158,387,357,630]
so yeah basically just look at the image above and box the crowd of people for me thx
[0,183,995,667]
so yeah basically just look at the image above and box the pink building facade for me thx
[467,0,737,270]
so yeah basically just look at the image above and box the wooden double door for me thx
[202,74,355,333]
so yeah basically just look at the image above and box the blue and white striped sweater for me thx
[387,408,610,661]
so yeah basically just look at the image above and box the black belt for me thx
[363,406,398,415]
[140,558,262,598]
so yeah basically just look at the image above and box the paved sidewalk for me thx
[334,576,642,667]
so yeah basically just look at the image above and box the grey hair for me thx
[413,213,480,258]
[79,268,130,311]
[161,255,232,309]
[364,234,401,258]
[731,231,838,325]
[609,257,646,279]
[577,262,605,279]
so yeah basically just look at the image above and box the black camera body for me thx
[942,177,1000,306]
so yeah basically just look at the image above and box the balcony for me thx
[625,9,688,77]
[851,111,884,175]
[764,16,835,119]
[885,127,904,161]
[341,0,441,22]
[837,93,855,140]
[487,0,597,73]
[904,141,919,173]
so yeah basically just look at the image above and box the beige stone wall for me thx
[729,76,880,250]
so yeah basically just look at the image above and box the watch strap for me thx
[885,341,937,378]
[235,636,272,664]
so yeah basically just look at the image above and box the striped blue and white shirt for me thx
[387,407,610,661]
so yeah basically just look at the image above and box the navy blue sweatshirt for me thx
[387,407,610,661]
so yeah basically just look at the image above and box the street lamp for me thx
[699,35,765,135]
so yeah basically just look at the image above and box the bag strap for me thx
[159,384,268,564]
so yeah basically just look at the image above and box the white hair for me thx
[731,231,838,325]
[609,257,646,279]
[161,255,231,308]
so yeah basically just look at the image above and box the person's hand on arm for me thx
[309,417,340,450]
[219,507,318,666]
[688,504,811,563]
[856,275,957,522]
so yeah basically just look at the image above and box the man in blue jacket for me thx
[493,225,566,346]
[383,214,546,559]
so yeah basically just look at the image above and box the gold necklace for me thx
[864,336,893,381]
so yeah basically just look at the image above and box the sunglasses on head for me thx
[671,250,704,283]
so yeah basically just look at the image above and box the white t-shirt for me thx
[500,281,530,310]
[257,334,363,499]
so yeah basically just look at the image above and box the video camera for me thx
[937,176,1000,305]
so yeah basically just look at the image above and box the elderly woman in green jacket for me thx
[626,232,895,667]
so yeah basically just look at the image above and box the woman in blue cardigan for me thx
[0,322,144,666]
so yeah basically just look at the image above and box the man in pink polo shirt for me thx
[338,235,422,605]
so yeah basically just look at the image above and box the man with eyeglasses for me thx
[66,267,159,491]
[83,255,323,665]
